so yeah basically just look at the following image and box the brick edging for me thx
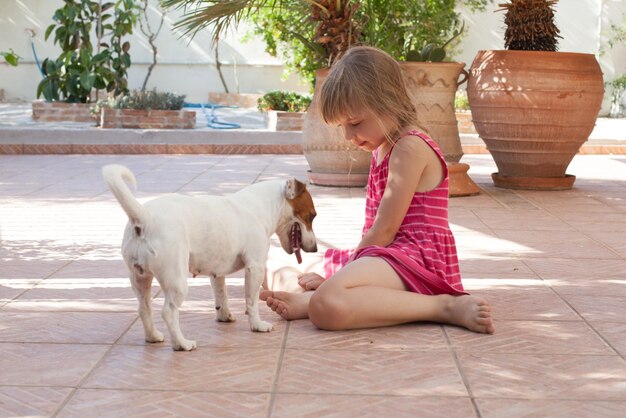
[0,143,303,155]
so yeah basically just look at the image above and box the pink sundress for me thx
[323,131,466,295]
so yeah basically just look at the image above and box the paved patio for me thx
[1,152,626,417]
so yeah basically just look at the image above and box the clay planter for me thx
[32,101,96,122]
[265,110,306,131]
[401,62,479,197]
[467,50,604,190]
[100,108,196,129]
[302,68,371,187]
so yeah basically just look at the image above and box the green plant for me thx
[257,90,312,112]
[607,74,626,118]
[454,90,470,111]
[95,89,186,112]
[163,1,492,87]
[406,22,465,62]
[38,0,139,103]
[1,49,21,66]
[499,0,562,51]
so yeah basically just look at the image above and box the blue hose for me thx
[183,102,241,129]
[31,39,45,78]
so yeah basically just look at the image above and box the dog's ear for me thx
[285,178,307,200]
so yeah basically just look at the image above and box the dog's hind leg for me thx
[160,269,197,351]
[130,269,164,344]
[210,275,235,322]
[245,265,273,332]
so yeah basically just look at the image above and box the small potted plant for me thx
[96,89,195,129]
[607,74,626,118]
[257,90,311,131]
[467,0,604,190]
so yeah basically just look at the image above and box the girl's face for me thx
[337,111,393,152]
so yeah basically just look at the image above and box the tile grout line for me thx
[442,326,483,418]
[521,259,626,361]
[50,307,144,418]
[266,319,291,418]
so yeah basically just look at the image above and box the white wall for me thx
[1,0,624,113]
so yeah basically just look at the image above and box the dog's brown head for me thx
[277,178,318,263]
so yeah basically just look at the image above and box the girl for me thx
[260,46,494,334]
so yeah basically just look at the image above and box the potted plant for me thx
[33,0,138,122]
[257,90,311,131]
[467,0,604,190]
[162,0,491,187]
[95,89,195,129]
[607,74,626,118]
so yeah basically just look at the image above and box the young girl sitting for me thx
[260,46,495,334]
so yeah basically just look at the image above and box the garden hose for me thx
[183,102,241,129]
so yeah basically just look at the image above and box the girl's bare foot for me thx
[259,290,312,320]
[442,295,495,334]
[298,273,325,291]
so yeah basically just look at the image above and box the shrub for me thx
[257,91,311,112]
[455,90,470,111]
[96,89,186,112]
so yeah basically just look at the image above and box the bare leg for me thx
[308,257,494,334]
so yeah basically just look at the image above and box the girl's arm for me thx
[355,136,437,251]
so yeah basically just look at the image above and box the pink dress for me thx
[324,131,466,295]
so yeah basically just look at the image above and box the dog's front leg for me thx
[210,275,235,322]
[245,265,273,332]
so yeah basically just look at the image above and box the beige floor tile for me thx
[492,229,619,259]
[462,281,580,321]
[458,353,626,400]
[277,349,467,397]
[0,343,109,386]
[522,257,626,278]
[271,394,477,418]
[476,398,626,418]
[560,294,626,323]
[57,389,270,418]
[0,386,72,417]
[4,278,144,312]
[82,345,279,392]
[286,321,449,351]
[446,320,614,355]
[590,322,626,356]
[118,310,286,349]
[0,311,136,343]
[547,276,626,297]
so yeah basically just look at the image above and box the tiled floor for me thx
[1,153,626,417]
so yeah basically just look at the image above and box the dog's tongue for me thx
[290,223,303,264]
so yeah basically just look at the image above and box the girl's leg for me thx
[261,256,494,334]
[309,257,494,333]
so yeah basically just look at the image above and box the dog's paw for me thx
[216,309,236,323]
[251,320,273,332]
[172,339,197,351]
[145,330,164,343]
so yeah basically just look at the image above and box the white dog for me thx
[102,164,318,351]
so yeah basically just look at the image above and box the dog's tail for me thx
[102,164,146,228]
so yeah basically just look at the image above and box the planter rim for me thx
[475,49,598,59]
[399,61,466,68]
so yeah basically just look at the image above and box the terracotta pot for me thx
[467,50,604,190]
[400,62,468,163]
[302,68,371,187]
[401,62,479,197]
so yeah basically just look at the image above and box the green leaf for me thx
[45,59,57,75]
[406,50,423,62]
[80,72,96,91]
[45,24,56,41]
[428,48,446,62]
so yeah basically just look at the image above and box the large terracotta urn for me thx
[302,68,371,187]
[401,62,479,197]
[467,50,604,190]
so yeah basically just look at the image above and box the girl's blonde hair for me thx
[318,46,419,143]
